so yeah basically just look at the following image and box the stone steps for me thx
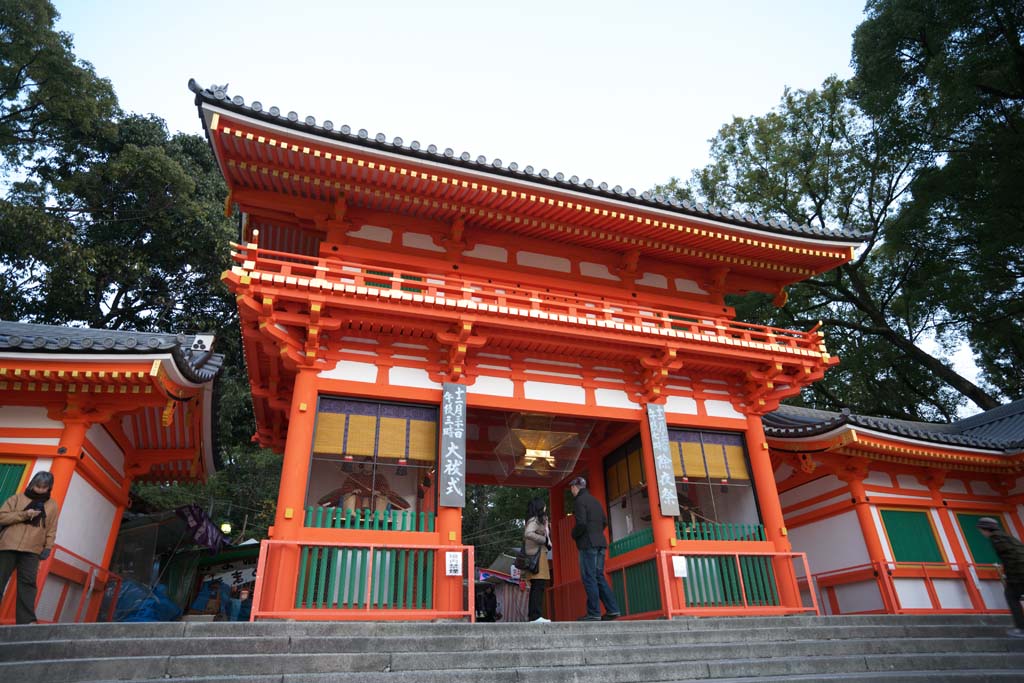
[0,614,1019,682]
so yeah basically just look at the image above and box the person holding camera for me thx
[0,471,60,624]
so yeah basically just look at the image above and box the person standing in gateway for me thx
[976,517,1024,638]
[569,476,620,621]
[0,471,60,624]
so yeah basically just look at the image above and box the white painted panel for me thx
[893,578,932,608]
[516,251,571,273]
[933,579,973,609]
[0,437,59,446]
[318,360,378,383]
[36,575,64,622]
[402,232,445,252]
[780,475,844,508]
[347,224,392,243]
[940,479,968,494]
[579,262,619,280]
[57,473,117,566]
[463,243,508,262]
[674,278,707,294]
[895,474,927,490]
[594,389,636,410]
[971,480,999,496]
[1008,476,1024,495]
[0,406,61,430]
[388,367,441,390]
[869,506,894,562]
[775,463,795,482]
[931,508,957,565]
[977,579,1007,610]
[704,400,743,419]
[524,381,585,404]
[87,425,124,476]
[28,458,53,479]
[637,272,667,288]
[788,510,869,574]
[467,376,514,398]
[833,580,884,615]
[789,494,849,517]
[663,396,698,415]
[864,471,892,488]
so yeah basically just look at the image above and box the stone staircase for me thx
[1,614,1022,682]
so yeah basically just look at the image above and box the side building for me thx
[0,321,223,624]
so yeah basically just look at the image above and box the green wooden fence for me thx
[675,521,766,541]
[681,554,779,607]
[0,462,26,501]
[304,507,435,532]
[609,527,655,557]
[609,558,662,616]
[296,545,435,610]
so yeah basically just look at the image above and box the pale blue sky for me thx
[54,0,868,192]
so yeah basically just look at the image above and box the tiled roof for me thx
[0,321,224,384]
[763,401,1024,453]
[189,79,864,245]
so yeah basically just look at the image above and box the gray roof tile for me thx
[189,79,864,245]
[0,321,224,384]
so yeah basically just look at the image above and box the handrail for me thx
[229,244,824,355]
[251,538,474,622]
[33,544,122,624]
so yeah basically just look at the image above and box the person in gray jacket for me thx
[569,476,620,621]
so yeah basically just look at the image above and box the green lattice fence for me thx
[304,507,434,532]
[296,545,434,610]
[681,554,780,607]
[609,558,661,616]
[675,521,766,541]
[609,527,654,558]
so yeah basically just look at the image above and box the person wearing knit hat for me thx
[976,517,1024,638]
[569,475,620,621]
[0,471,60,624]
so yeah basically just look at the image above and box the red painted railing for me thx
[811,560,1004,615]
[229,244,825,356]
[0,544,122,624]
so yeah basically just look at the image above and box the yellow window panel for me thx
[680,441,707,478]
[672,442,684,477]
[377,417,407,459]
[312,413,346,455]
[705,443,729,479]
[605,466,618,501]
[724,444,750,480]
[408,420,437,462]
[627,449,643,490]
[616,459,629,496]
[345,414,378,456]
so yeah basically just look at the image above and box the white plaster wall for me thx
[594,389,636,410]
[523,381,585,404]
[318,360,378,383]
[893,578,932,608]
[674,278,707,295]
[941,479,968,494]
[704,400,743,419]
[0,406,61,429]
[388,367,442,390]
[637,272,667,288]
[402,232,445,252]
[28,458,54,478]
[463,244,508,262]
[787,493,850,518]
[87,425,124,476]
[788,510,869,575]
[57,472,117,566]
[931,508,957,566]
[0,437,59,446]
[467,376,514,398]
[933,579,973,609]
[780,474,844,508]
[864,471,892,488]
[774,463,795,482]
[579,262,618,280]
[516,251,570,273]
[977,579,1008,610]
[869,506,894,562]
[895,474,927,491]
[970,480,999,496]
[832,580,884,615]
[663,396,698,415]
[347,224,392,243]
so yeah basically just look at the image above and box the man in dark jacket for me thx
[569,476,620,621]
[977,517,1024,638]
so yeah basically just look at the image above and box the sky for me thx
[54,0,869,194]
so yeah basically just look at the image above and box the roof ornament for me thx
[210,84,229,99]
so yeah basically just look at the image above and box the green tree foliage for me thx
[463,485,547,567]
[658,77,1001,420]
[0,1,279,531]
[852,0,1024,400]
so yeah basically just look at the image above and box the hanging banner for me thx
[439,383,467,507]
[645,403,680,516]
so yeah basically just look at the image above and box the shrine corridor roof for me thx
[189,79,863,245]
[0,321,224,385]
[763,401,1024,453]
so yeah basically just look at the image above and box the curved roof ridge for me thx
[189,79,864,245]
[0,320,224,384]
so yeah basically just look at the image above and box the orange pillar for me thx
[639,407,680,619]
[266,366,319,613]
[842,474,898,613]
[744,414,799,607]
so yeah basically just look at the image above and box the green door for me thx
[0,462,27,502]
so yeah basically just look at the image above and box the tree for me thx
[658,77,1001,420]
[463,485,547,567]
[852,0,1024,400]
